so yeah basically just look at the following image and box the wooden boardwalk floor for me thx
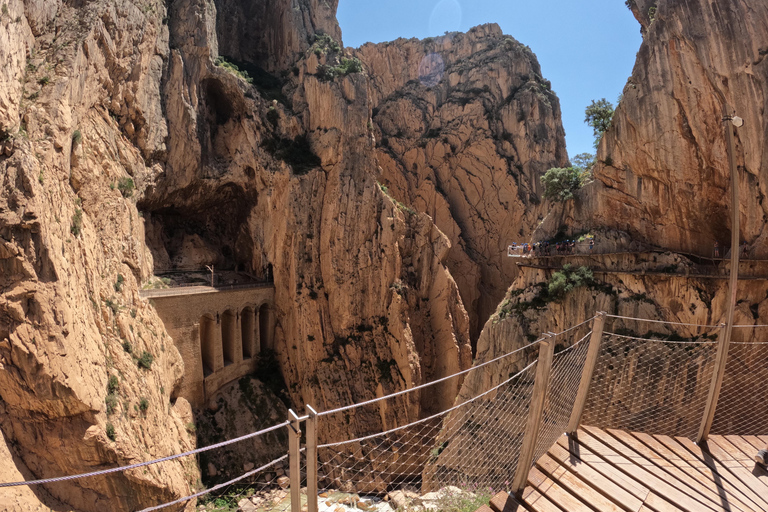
[480,426,768,512]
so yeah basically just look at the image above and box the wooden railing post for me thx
[288,410,301,512]
[567,312,607,434]
[511,338,555,497]
[697,323,729,443]
[306,405,318,512]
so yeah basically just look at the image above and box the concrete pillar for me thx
[254,308,261,354]
[241,307,255,360]
[213,313,224,372]
[234,311,243,365]
[221,310,237,366]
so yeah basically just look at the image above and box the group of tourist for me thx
[713,241,750,259]
[508,238,595,257]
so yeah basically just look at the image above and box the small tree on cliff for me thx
[585,98,615,147]
[541,166,582,202]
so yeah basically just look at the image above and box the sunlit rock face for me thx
[463,0,768,442]
[587,0,768,256]
[1,0,482,507]
[356,24,569,340]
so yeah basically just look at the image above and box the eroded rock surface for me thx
[357,25,568,338]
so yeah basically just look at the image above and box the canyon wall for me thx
[588,0,768,256]
[463,0,768,438]
[356,27,568,339]
[0,0,196,510]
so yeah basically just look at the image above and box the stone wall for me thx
[150,286,275,407]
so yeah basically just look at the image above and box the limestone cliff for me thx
[356,26,568,339]
[0,0,483,508]
[589,0,768,256]
[0,0,196,510]
[463,0,768,431]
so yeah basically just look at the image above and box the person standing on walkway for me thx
[741,241,748,259]
[589,238,595,252]
[714,240,720,258]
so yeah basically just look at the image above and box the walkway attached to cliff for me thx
[515,262,768,280]
[139,281,274,298]
[482,426,768,512]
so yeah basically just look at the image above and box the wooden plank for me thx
[556,435,651,501]
[723,436,768,464]
[527,466,595,511]
[675,436,768,506]
[709,436,768,481]
[656,435,768,512]
[577,428,720,512]
[547,440,645,512]
[512,340,555,496]
[476,506,495,512]
[536,453,624,512]
[634,432,762,512]
[606,429,753,512]
[697,324,728,442]
[567,312,606,433]
[565,435,686,512]
[740,436,765,453]
[490,489,553,512]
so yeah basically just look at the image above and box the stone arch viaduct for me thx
[144,284,275,407]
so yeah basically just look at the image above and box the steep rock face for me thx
[463,0,768,442]
[587,0,768,256]
[147,0,473,450]
[214,0,341,73]
[356,26,568,339]
[0,0,195,510]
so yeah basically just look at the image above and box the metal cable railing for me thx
[3,313,766,511]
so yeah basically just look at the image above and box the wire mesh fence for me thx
[531,332,591,464]
[580,332,718,438]
[13,312,768,512]
[314,361,537,496]
[711,339,768,435]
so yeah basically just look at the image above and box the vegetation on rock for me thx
[541,167,582,202]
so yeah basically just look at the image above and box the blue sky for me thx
[337,0,642,160]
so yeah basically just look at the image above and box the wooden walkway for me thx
[479,426,768,512]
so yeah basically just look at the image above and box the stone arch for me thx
[241,306,255,359]
[259,303,274,353]
[222,309,237,366]
[200,314,216,376]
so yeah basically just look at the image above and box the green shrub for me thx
[214,57,253,84]
[114,274,124,292]
[122,340,132,354]
[541,167,582,202]
[138,351,153,369]
[105,394,118,415]
[548,264,593,300]
[1,4,7,16]
[585,98,614,147]
[105,298,119,314]
[37,76,50,85]
[105,423,116,441]
[337,57,362,74]
[117,177,135,198]
[139,397,149,412]
[107,375,119,394]
[70,208,83,236]
[72,129,82,146]
[648,6,657,22]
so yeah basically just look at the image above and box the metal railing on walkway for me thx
[3,313,767,510]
